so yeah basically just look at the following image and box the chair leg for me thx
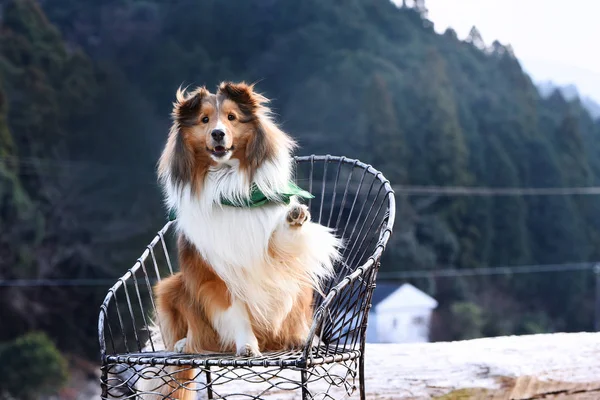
[100,364,108,399]
[359,354,366,400]
[301,369,310,400]
[206,366,214,400]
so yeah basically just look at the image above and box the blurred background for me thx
[1,0,599,398]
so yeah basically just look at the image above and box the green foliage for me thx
[485,136,530,266]
[409,48,471,187]
[515,312,552,335]
[0,332,68,399]
[449,301,485,340]
[0,0,163,355]
[363,74,406,183]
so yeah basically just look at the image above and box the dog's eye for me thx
[227,114,236,121]
[201,116,209,124]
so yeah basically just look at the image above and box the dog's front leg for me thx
[174,337,188,353]
[212,298,261,357]
[176,279,260,357]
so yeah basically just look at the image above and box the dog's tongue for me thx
[215,146,225,152]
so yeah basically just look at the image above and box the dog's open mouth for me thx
[210,145,232,158]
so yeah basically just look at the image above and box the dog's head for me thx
[159,82,294,192]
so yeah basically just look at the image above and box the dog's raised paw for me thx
[286,204,310,227]
[174,338,187,353]
[236,343,262,358]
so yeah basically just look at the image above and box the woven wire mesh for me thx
[103,355,359,399]
[98,155,395,399]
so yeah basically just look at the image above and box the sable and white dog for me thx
[137,82,341,399]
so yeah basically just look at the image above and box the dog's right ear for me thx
[173,86,209,127]
[159,86,209,189]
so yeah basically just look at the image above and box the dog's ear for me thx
[173,86,209,127]
[162,86,209,186]
[219,82,273,168]
[218,82,268,118]
[246,123,272,169]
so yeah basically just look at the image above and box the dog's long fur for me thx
[135,82,341,399]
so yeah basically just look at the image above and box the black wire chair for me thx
[99,155,395,399]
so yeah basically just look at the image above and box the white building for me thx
[366,283,438,343]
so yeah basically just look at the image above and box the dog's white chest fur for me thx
[178,196,285,272]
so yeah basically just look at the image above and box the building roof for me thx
[373,282,438,311]
[371,282,402,306]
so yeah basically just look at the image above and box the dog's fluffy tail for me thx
[135,366,200,400]
[129,323,203,399]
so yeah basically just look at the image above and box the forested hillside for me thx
[2,0,600,367]
[0,0,162,357]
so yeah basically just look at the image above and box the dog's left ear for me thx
[218,82,268,118]
[219,82,273,168]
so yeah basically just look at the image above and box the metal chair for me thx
[99,155,395,399]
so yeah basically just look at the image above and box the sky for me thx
[421,0,600,102]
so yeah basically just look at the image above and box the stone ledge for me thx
[227,332,600,399]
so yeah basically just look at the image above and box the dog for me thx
[136,82,341,399]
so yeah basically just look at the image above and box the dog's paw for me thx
[286,204,310,227]
[174,338,187,353]
[236,343,262,358]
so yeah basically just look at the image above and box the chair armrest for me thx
[99,221,174,358]
[303,256,378,360]
[303,221,392,360]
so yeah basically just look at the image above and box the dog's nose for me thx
[211,129,225,142]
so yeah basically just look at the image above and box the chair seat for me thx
[105,344,361,368]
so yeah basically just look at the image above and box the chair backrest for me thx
[293,156,395,356]
[98,155,395,357]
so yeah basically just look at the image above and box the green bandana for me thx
[221,181,314,207]
[168,181,313,220]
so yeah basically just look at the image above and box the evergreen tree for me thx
[467,26,485,49]
[409,48,479,267]
[413,0,428,18]
[519,138,588,325]
[363,73,406,183]
[410,49,470,187]
[553,112,592,187]
[485,136,530,266]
